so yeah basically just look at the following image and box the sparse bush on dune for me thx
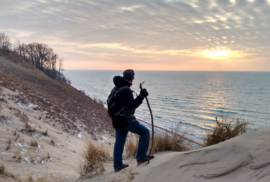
[125,128,188,158]
[78,141,110,177]
[151,129,188,153]
[125,134,139,158]
[0,164,5,174]
[30,140,39,147]
[204,117,248,147]
[0,164,17,180]
[94,97,104,107]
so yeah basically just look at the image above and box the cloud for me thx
[0,0,270,70]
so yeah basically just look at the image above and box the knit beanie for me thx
[123,69,135,81]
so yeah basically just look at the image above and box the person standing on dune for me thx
[107,69,154,172]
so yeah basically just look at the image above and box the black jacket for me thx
[110,76,144,128]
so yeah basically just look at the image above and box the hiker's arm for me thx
[124,89,144,110]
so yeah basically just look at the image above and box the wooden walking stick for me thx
[140,82,154,164]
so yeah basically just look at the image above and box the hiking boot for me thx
[137,155,154,165]
[114,164,129,172]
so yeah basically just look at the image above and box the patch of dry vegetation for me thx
[30,140,39,147]
[122,170,135,182]
[125,128,188,158]
[23,121,36,133]
[78,141,110,177]
[204,117,248,147]
[125,134,139,158]
[41,129,48,136]
[0,164,18,180]
[20,113,30,123]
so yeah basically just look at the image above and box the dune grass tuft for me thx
[78,141,110,176]
[125,134,139,158]
[204,117,248,147]
[0,164,17,180]
[0,164,5,174]
[30,140,39,147]
[125,128,188,158]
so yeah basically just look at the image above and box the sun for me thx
[204,50,229,58]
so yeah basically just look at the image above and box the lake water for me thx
[63,70,270,140]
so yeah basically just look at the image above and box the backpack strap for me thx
[113,86,129,97]
[113,86,130,117]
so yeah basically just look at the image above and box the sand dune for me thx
[84,129,270,182]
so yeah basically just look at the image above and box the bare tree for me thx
[58,57,64,72]
[13,41,68,82]
[0,32,11,50]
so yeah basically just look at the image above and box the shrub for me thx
[125,128,188,158]
[204,117,248,147]
[42,129,48,136]
[25,121,36,132]
[78,141,110,176]
[94,97,104,106]
[0,164,5,174]
[30,140,38,147]
[125,134,139,158]
[150,129,187,153]
[0,164,17,180]
[21,113,29,123]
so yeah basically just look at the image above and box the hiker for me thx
[107,69,153,172]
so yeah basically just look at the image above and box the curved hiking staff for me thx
[140,82,154,164]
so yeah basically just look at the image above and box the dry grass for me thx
[30,140,39,147]
[77,141,110,176]
[125,134,139,158]
[15,133,20,141]
[0,164,5,174]
[6,140,12,150]
[50,139,55,145]
[125,128,188,158]
[42,129,48,136]
[0,164,18,180]
[24,121,36,132]
[204,117,248,147]
[122,170,134,182]
[21,113,29,123]
[28,175,34,182]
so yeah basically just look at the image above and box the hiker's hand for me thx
[140,89,149,97]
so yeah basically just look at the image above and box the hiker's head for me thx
[123,69,135,84]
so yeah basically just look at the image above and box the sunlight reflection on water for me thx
[64,70,270,140]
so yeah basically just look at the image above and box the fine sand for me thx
[82,129,270,182]
[0,82,114,181]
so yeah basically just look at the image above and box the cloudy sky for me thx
[1,0,270,71]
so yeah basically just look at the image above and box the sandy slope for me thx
[0,82,114,181]
[84,129,270,182]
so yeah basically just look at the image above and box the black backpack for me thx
[107,86,128,117]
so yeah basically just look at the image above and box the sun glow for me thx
[204,50,229,58]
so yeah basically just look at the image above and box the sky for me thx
[0,0,270,71]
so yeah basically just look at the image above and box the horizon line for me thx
[63,69,270,72]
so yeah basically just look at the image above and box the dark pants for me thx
[113,120,150,169]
